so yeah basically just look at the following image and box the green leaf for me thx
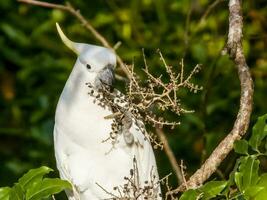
[9,183,25,200]
[26,178,72,200]
[244,186,264,199]
[242,157,260,188]
[234,140,249,154]
[199,181,227,200]
[257,173,267,187]
[253,173,267,199]
[179,189,199,200]
[255,189,267,200]
[0,187,11,200]
[0,23,30,47]
[235,172,243,191]
[18,166,53,190]
[249,114,267,151]
[234,156,260,192]
[229,157,242,187]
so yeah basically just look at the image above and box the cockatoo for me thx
[54,23,161,200]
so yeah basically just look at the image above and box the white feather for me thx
[54,34,161,199]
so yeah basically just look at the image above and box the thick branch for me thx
[17,0,131,78]
[170,0,253,193]
[156,129,183,185]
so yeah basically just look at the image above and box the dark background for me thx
[0,0,267,196]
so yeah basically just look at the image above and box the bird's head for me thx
[56,23,116,89]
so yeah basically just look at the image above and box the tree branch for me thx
[199,0,225,25]
[170,0,254,193]
[156,128,183,185]
[17,0,131,78]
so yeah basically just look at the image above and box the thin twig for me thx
[17,0,131,78]
[95,182,119,199]
[180,160,188,189]
[199,0,225,25]
[183,1,193,57]
[170,0,254,193]
[156,128,183,185]
[18,0,67,10]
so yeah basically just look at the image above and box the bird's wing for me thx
[128,118,162,199]
[111,89,146,145]
[112,88,157,170]
[111,89,161,198]
[53,125,82,200]
[54,88,161,199]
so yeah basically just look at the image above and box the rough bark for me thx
[171,0,254,193]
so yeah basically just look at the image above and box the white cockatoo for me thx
[53,23,161,200]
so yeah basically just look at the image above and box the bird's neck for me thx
[56,67,96,116]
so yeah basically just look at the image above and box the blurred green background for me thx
[0,0,267,194]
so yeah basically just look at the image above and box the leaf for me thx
[0,23,30,47]
[179,189,199,200]
[199,181,228,200]
[257,173,267,187]
[0,187,11,200]
[234,156,260,192]
[254,189,267,200]
[244,186,264,199]
[242,157,260,188]
[9,183,25,200]
[235,172,243,192]
[249,114,267,151]
[26,178,72,200]
[0,166,69,200]
[18,166,53,190]
[253,173,267,200]
[229,157,242,187]
[234,140,248,154]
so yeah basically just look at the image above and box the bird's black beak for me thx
[95,64,115,89]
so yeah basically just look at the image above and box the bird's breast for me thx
[55,88,114,150]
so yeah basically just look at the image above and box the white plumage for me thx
[54,23,161,199]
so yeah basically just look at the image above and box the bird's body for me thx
[54,24,161,199]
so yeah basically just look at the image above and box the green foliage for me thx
[0,166,71,200]
[179,181,227,200]
[179,189,199,200]
[0,187,11,200]
[249,114,267,151]
[254,174,267,200]
[179,114,267,199]
[234,140,248,155]
[234,156,260,193]
[199,181,227,200]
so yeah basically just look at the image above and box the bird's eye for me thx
[86,64,91,70]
